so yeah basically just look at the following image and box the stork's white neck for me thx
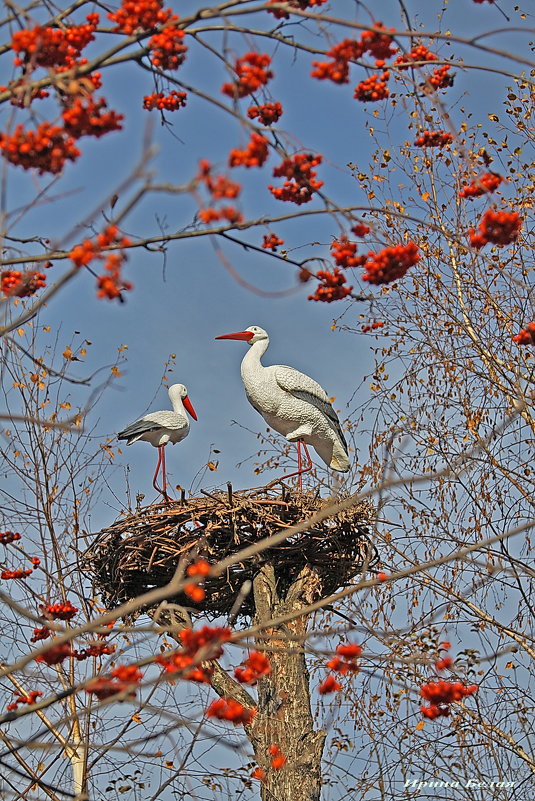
[240,337,269,381]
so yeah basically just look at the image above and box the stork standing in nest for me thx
[118,383,197,502]
[216,326,350,486]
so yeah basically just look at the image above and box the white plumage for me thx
[216,326,350,473]
[118,383,197,499]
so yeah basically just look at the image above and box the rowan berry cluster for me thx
[222,53,273,99]
[35,643,74,665]
[261,233,284,251]
[1,269,47,297]
[75,642,117,660]
[0,123,81,174]
[1,568,33,580]
[11,16,98,69]
[69,225,132,300]
[435,656,453,671]
[459,172,503,198]
[352,223,371,237]
[468,210,522,249]
[394,44,438,70]
[354,71,390,102]
[331,237,366,268]
[40,601,78,621]
[247,102,283,125]
[308,269,353,302]
[198,206,243,225]
[207,697,256,725]
[414,130,453,147]
[269,744,287,770]
[361,242,421,285]
[183,558,211,602]
[198,162,241,199]
[235,651,272,685]
[62,97,123,138]
[149,24,187,70]
[229,133,269,168]
[269,153,323,204]
[512,322,535,346]
[361,321,385,333]
[318,675,342,694]
[311,23,396,85]
[0,531,21,544]
[86,665,143,701]
[158,625,232,683]
[328,643,363,674]
[143,91,187,111]
[108,0,170,34]
[30,626,52,642]
[420,680,478,719]
[6,690,43,711]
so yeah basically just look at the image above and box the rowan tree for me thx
[0,1,533,800]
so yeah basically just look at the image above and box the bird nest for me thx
[86,485,377,619]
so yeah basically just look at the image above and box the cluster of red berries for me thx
[158,626,232,683]
[1,269,47,297]
[459,172,503,198]
[183,558,211,602]
[247,102,283,125]
[206,697,256,725]
[268,744,287,770]
[149,23,187,70]
[69,225,133,300]
[414,130,453,148]
[426,64,453,90]
[108,0,170,34]
[311,23,396,85]
[0,122,80,174]
[10,15,98,69]
[143,91,187,111]
[35,643,74,665]
[198,206,243,225]
[468,210,522,249]
[30,626,52,643]
[352,223,371,237]
[394,44,438,70]
[229,133,269,168]
[1,568,33,580]
[234,651,272,685]
[269,152,324,205]
[40,601,78,620]
[331,237,366,268]
[0,531,21,544]
[86,664,143,701]
[354,71,390,102]
[267,0,328,19]
[361,321,385,333]
[6,690,43,711]
[308,268,353,302]
[261,233,284,251]
[512,322,535,346]
[75,642,117,660]
[222,53,273,99]
[361,242,421,285]
[62,97,123,139]
[318,643,362,693]
[420,680,478,719]
[197,161,241,199]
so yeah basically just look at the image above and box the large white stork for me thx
[216,325,350,484]
[118,383,197,502]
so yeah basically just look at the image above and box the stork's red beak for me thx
[215,331,254,341]
[183,396,197,421]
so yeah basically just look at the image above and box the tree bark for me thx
[248,563,326,801]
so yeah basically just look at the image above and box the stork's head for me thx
[168,383,197,420]
[215,325,269,346]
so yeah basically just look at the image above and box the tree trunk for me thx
[248,563,326,801]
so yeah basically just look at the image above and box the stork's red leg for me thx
[153,445,171,503]
[278,439,313,489]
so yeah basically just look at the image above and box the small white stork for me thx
[118,383,197,502]
[216,325,350,485]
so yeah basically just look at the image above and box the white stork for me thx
[118,383,197,502]
[216,325,350,485]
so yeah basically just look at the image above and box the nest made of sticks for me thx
[85,485,377,618]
